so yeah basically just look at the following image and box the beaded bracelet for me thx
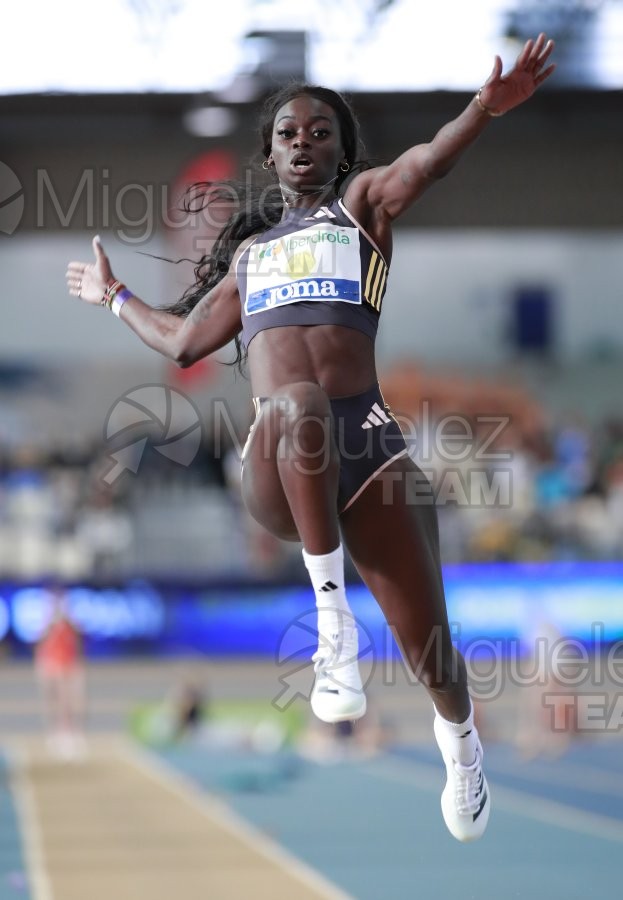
[475,87,504,118]
[101,279,133,317]
[101,279,120,309]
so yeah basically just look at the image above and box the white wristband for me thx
[111,288,133,317]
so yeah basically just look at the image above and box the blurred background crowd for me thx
[2,360,623,583]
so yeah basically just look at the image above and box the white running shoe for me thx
[311,623,367,724]
[434,717,491,842]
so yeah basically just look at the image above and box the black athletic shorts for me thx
[329,382,408,510]
[245,382,409,512]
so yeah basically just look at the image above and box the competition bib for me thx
[244,223,362,315]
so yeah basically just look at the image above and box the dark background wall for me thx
[1,89,621,233]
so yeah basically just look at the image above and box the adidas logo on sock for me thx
[319,581,338,592]
[361,402,392,429]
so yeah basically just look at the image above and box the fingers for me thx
[534,62,557,87]
[483,55,503,91]
[66,271,83,296]
[92,234,105,259]
[529,32,547,62]
[66,260,87,298]
[516,33,555,72]
[515,38,534,71]
[524,33,555,72]
[66,236,110,303]
[489,54,503,82]
[66,263,86,284]
[535,38,555,70]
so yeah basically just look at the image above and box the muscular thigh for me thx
[340,455,451,642]
[240,399,298,540]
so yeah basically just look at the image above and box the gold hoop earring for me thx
[262,159,273,170]
[339,161,350,173]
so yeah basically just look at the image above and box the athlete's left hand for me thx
[478,32,556,116]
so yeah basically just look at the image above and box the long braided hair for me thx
[165,84,366,369]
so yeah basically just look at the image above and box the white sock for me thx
[302,544,352,639]
[434,701,478,766]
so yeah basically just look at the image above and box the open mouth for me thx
[291,155,314,170]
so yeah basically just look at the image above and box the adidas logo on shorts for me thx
[361,403,392,429]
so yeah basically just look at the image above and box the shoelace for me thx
[452,750,485,815]
[312,629,361,691]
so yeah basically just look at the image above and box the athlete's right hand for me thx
[66,235,114,306]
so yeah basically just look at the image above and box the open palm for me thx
[479,33,556,116]
[66,236,113,306]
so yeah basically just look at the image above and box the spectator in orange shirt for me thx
[35,587,87,759]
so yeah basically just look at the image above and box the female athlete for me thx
[66,33,555,840]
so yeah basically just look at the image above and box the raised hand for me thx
[478,33,556,116]
[66,235,114,306]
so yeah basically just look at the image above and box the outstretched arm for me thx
[345,33,555,225]
[66,237,243,367]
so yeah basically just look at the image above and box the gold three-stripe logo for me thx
[364,250,388,311]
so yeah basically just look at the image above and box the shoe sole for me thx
[311,693,367,724]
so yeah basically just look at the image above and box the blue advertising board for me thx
[1,562,621,658]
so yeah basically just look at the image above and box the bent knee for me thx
[247,504,300,542]
[273,382,331,428]
[241,476,300,542]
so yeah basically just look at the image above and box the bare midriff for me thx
[247,325,377,399]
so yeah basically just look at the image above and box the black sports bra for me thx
[236,197,389,349]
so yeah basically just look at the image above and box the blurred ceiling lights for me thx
[2,1,623,94]
[182,106,238,137]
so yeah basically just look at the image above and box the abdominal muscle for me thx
[247,325,378,399]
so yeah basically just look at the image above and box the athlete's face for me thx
[268,95,346,193]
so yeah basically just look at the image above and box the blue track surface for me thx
[157,738,623,900]
[0,754,31,899]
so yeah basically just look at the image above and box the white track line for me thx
[364,757,623,845]
[4,745,54,900]
[118,738,354,900]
